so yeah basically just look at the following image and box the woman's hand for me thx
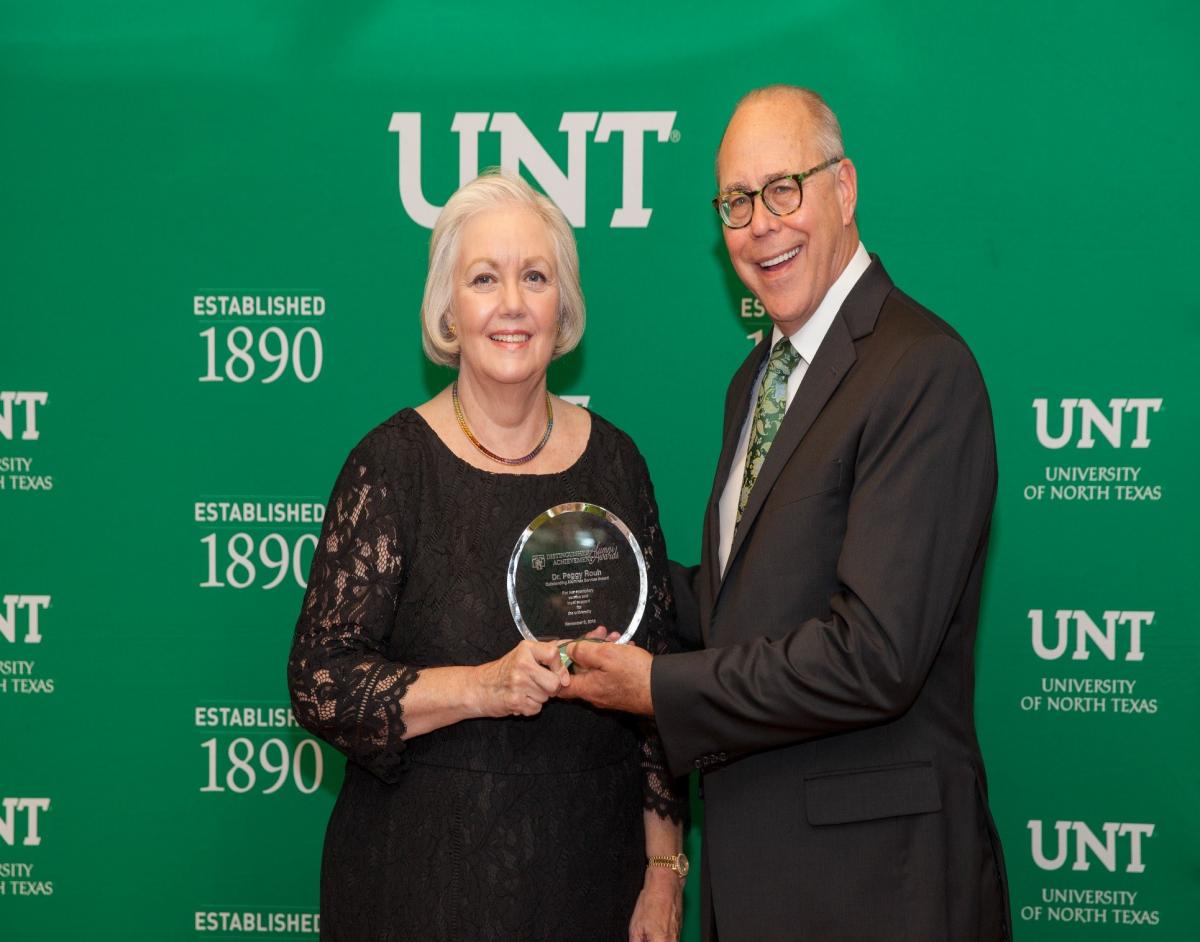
[629,868,682,942]
[473,640,570,718]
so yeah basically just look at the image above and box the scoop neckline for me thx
[405,407,597,478]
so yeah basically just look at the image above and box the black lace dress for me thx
[288,409,686,942]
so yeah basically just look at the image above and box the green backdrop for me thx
[2,2,1197,939]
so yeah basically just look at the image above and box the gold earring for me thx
[444,321,457,339]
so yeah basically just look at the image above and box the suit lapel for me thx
[716,256,895,597]
[704,339,771,592]
[720,316,855,577]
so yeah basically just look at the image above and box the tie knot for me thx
[767,336,802,379]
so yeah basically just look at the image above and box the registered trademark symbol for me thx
[670,129,682,143]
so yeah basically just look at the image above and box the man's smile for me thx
[758,245,802,271]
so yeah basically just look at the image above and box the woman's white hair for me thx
[420,168,585,367]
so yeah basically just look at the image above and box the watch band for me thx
[647,852,690,878]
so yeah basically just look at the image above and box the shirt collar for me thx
[771,241,871,362]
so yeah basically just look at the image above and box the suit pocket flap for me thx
[804,761,942,826]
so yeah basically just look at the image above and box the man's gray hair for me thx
[718,85,846,180]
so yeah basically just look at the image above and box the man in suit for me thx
[561,85,1010,941]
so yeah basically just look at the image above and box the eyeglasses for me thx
[712,156,843,229]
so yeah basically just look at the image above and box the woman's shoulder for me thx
[338,407,438,477]
[578,407,648,471]
[351,406,422,449]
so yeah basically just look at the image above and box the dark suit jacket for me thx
[653,258,1010,942]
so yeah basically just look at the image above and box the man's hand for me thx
[556,637,655,715]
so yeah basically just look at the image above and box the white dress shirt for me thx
[717,242,872,576]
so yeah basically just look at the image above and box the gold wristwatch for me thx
[647,852,690,879]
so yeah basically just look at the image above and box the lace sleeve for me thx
[287,436,419,784]
[629,444,690,825]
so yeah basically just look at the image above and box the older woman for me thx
[288,170,686,941]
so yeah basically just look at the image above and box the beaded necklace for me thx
[451,381,554,466]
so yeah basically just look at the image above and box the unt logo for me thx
[389,111,677,228]
[0,798,50,847]
[1033,398,1162,449]
[0,392,48,441]
[0,595,50,644]
[1029,609,1152,662]
[1028,820,1154,873]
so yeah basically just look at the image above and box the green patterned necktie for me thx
[737,336,803,523]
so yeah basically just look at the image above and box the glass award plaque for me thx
[507,502,648,645]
